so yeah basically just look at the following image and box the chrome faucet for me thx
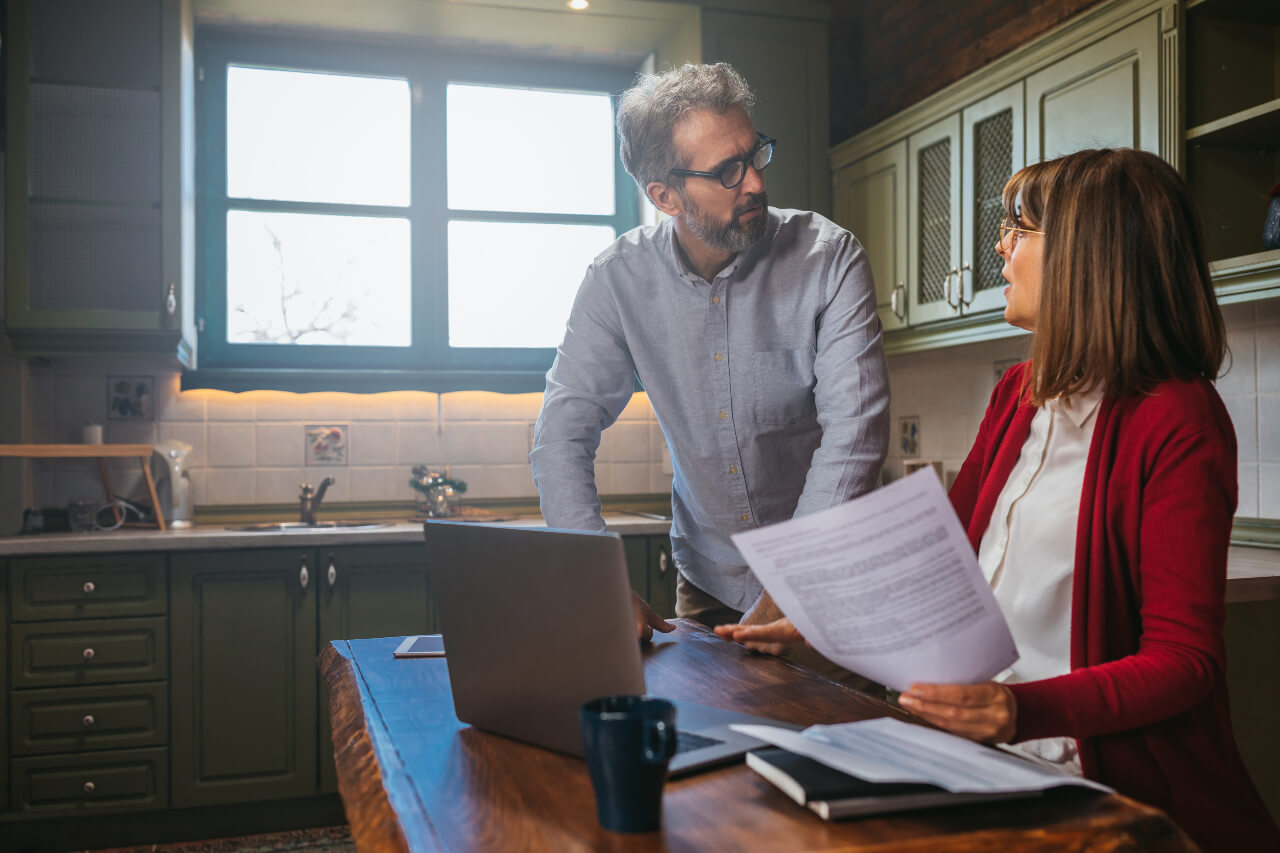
[299,477,336,525]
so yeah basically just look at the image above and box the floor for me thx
[80,825,355,853]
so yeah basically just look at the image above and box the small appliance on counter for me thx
[153,439,194,529]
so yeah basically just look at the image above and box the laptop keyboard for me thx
[675,730,724,755]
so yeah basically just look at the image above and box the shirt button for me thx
[740,513,749,522]
[729,465,738,474]
[714,352,723,362]
[720,410,727,420]
[712,295,721,304]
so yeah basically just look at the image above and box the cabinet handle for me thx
[82,714,96,728]
[658,547,669,576]
[165,283,177,316]
[299,557,310,591]
[83,781,95,794]
[946,267,961,310]
[327,555,337,588]
[960,262,973,307]
[82,648,95,661]
[83,581,96,594]
[891,282,906,320]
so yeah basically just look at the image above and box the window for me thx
[195,32,639,391]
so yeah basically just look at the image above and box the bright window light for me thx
[227,210,412,346]
[227,66,410,206]
[447,84,615,215]
[447,220,615,348]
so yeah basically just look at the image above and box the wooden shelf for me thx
[1187,0,1280,26]
[0,444,166,530]
[1186,97,1280,147]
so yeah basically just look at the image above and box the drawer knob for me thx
[82,648,95,661]
[83,581,96,594]
[82,714,96,728]
[83,781,95,794]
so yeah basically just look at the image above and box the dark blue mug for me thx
[579,695,677,833]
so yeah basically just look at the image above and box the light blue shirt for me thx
[531,208,890,612]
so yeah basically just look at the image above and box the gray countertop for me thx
[0,513,673,556]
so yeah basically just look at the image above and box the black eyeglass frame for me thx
[669,133,776,189]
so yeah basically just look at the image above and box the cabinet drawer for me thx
[10,554,166,621]
[10,617,167,687]
[11,747,168,814]
[11,683,168,755]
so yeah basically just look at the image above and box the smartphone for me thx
[393,634,446,658]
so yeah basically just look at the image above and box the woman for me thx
[719,148,1280,851]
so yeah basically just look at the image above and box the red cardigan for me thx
[949,363,1280,852]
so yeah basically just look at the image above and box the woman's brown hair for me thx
[1004,148,1225,405]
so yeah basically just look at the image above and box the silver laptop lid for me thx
[424,522,645,756]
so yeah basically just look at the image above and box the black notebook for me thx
[746,748,1042,820]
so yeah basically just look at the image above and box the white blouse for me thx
[976,387,1103,774]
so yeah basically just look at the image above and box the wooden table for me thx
[320,622,1195,852]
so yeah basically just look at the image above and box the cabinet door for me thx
[1,561,8,812]
[961,82,1025,316]
[170,549,318,807]
[907,114,963,326]
[701,10,829,215]
[4,0,195,360]
[834,141,909,331]
[316,544,432,793]
[1026,14,1161,162]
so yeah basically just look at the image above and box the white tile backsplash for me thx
[348,422,398,466]
[207,423,255,468]
[1223,396,1259,463]
[255,423,304,468]
[204,468,255,504]
[255,468,307,504]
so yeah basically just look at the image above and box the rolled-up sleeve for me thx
[530,262,637,531]
[793,233,890,517]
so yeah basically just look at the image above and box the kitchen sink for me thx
[225,521,394,532]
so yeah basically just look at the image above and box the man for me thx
[531,63,889,656]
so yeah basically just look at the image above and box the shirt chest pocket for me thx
[752,349,817,424]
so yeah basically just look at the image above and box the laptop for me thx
[423,521,801,776]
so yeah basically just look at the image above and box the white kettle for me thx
[153,439,194,529]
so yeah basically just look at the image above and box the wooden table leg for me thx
[97,459,123,526]
[139,456,167,531]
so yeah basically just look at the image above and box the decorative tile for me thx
[306,424,348,466]
[106,375,154,420]
[899,415,920,457]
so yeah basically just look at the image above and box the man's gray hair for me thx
[616,63,756,197]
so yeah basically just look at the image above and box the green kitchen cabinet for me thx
[316,544,434,793]
[835,141,909,332]
[3,0,196,361]
[170,549,318,808]
[624,535,676,620]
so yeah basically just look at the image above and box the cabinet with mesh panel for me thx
[4,0,196,362]
[906,82,1023,327]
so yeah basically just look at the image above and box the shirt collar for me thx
[1052,385,1105,429]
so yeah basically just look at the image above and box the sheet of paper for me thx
[732,718,1110,794]
[731,468,1017,692]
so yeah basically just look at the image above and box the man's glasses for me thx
[998,216,1044,249]
[670,133,776,189]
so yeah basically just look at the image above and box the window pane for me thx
[447,84,615,215]
[227,66,410,206]
[227,210,411,347]
[447,221,614,348]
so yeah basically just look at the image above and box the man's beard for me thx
[680,190,769,254]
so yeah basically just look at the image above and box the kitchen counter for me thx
[0,513,673,556]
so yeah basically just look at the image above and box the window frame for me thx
[193,30,641,392]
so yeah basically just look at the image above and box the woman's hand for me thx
[897,682,1017,744]
[714,616,808,655]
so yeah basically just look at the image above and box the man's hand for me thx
[897,682,1017,744]
[714,616,807,655]
[633,591,675,643]
[726,592,790,655]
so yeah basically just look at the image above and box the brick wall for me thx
[829,0,1106,145]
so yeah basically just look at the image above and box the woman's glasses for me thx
[999,216,1044,249]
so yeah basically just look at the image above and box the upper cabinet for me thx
[831,0,1234,355]
[4,0,197,363]
[1183,0,1280,300]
